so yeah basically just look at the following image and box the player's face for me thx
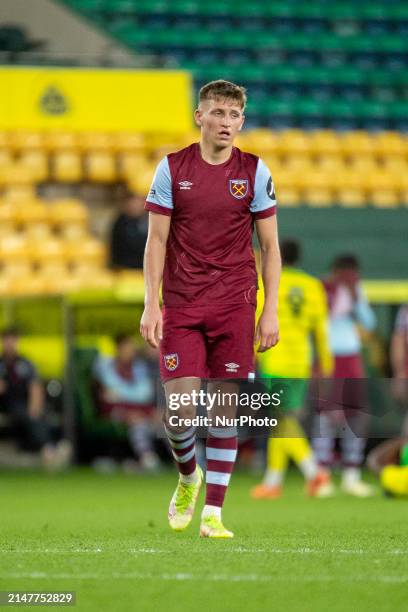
[195,98,244,149]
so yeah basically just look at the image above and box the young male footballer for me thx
[140,80,281,538]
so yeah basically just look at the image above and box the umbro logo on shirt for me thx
[225,362,240,372]
[179,181,193,190]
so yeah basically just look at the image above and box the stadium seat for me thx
[114,132,146,153]
[0,203,18,236]
[85,151,117,182]
[46,132,80,151]
[369,189,400,208]
[336,188,366,208]
[78,132,114,151]
[9,131,46,151]
[118,153,148,181]
[19,150,49,182]
[275,187,301,207]
[338,131,374,155]
[16,201,52,239]
[53,151,83,182]
[308,131,342,156]
[49,198,89,231]
[65,239,106,269]
[29,238,67,267]
[303,188,333,208]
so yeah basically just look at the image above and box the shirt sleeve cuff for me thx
[144,201,173,216]
[253,206,277,220]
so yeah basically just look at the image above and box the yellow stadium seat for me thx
[19,150,49,181]
[65,239,106,269]
[5,275,49,297]
[339,131,374,155]
[114,132,146,153]
[3,184,36,204]
[1,163,34,185]
[127,164,156,196]
[9,131,46,151]
[282,155,314,172]
[85,151,116,182]
[118,152,148,181]
[277,129,310,155]
[297,170,328,191]
[53,150,83,182]
[372,132,407,156]
[239,130,280,156]
[69,268,114,291]
[78,132,114,151]
[381,156,408,174]
[0,132,11,148]
[315,155,346,172]
[304,188,333,207]
[45,132,79,151]
[347,155,379,172]
[308,130,341,156]
[38,260,69,277]
[16,202,52,239]
[369,189,400,208]
[29,238,67,266]
[0,149,13,168]
[276,187,301,206]
[0,234,29,259]
[336,188,366,207]
[49,198,89,232]
[0,204,18,235]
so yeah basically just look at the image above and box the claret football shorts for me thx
[159,303,256,382]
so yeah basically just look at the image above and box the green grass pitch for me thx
[0,468,407,612]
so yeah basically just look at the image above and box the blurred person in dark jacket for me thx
[0,327,71,470]
[109,193,148,270]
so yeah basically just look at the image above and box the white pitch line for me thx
[1,572,408,584]
[1,548,408,556]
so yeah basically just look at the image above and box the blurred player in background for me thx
[251,239,333,499]
[140,80,280,538]
[0,327,71,470]
[367,437,408,497]
[313,255,376,496]
[109,192,148,270]
[390,304,408,432]
[93,333,160,471]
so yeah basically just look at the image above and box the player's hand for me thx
[140,303,163,348]
[255,310,279,352]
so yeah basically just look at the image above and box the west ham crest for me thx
[164,353,179,371]
[229,179,248,199]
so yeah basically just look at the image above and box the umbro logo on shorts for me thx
[225,362,240,373]
[179,181,193,190]
[164,353,179,371]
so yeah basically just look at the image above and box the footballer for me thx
[140,80,281,538]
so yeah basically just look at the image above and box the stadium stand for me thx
[62,0,408,130]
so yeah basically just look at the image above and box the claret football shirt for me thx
[145,143,277,306]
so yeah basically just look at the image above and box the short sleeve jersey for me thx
[145,143,277,306]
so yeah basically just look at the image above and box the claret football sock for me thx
[204,426,238,509]
[165,425,197,480]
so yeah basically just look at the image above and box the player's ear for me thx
[238,114,245,131]
[194,108,202,127]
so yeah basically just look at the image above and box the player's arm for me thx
[140,157,173,349]
[251,159,280,352]
[312,281,334,377]
[255,215,281,352]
